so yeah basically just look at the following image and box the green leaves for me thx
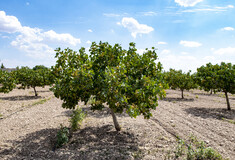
[51,41,166,120]
[13,66,54,96]
[165,69,197,94]
[196,62,234,110]
[197,62,234,94]
[0,70,15,93]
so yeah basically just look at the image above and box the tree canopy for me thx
[51,41,166,131]
[14,66,54,96]
[0,70,15,93]
[165,69,197,99]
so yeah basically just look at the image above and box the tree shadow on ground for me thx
[0,125,139,160]
[37,90,51,93]
[0,128,58,160]
[184,107,235,120]
[66,125,139,159]
[162,97,194,102]
[192,92,216,96]
[0,95,42,101]
[62,106,130,119]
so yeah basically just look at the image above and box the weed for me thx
[32,99,47,106]
[31,97,51,106]
[174,138,186,158]
[195,95,198,99]
[56,124,70,148]
[0,113,3,118]
[70,107,86,131]
[87,96,96,105]
[173,135,224,160]
[221,118,235,125]
[132,150,144,159]
[218,93,226,98]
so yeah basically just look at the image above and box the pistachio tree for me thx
[196,63,217,94]
[14,66,54,96]
[0,70,15,93]
[166,69,197,99]
[51,42,166,131]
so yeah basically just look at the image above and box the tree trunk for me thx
[210,89,212,95]
[181,89,184,99]
[110,108,121,131]
[225,91,231,111]
[33,86,38,96]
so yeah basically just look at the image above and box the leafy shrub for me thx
[70,107,86,131]
[56,125,70,148]
[174,135,224,160]
[174,138,186,158]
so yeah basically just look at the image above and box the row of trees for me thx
[0,42,234,131]
[0,65,54,96]
[164,62,234,110]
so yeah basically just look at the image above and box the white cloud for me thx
[182,5,234,12]
[43,30,81,46]
[216,5,234,9]
[116,22,121,25]
[160,54,199,72]
[175,0,203,7]
[86,40,91,44]
[221,27,234,31]
[181,52,189,55]
[213,47,235,56]
[121,17,154,38]
[203,56,215,61]
[88,29,93,32]
[180,40,202,47]
[26,2,30,5]
[160,49,171,55]
[158,41,167,45]
[0,11,22,33]
[140,11,157,16]
[1,11,81,60]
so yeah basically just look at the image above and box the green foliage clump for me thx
[56,125,70,148]
[197,62,234,110]
[0,70,15,93]
[165,69,197,99]
[70,107,86,131]
[175,139,186,158]
[196,63,217,94]
[174,135,224,160]
[51,41,166,131]
[1,63,5,69]
[13,66,54,96]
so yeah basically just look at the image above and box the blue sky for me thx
[0,0,234,72]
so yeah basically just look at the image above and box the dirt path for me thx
[0,88,234,159]
[151,90,235,159]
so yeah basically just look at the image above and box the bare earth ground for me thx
[0,87,234,159]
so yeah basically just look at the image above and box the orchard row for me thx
[0,42,234,131]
